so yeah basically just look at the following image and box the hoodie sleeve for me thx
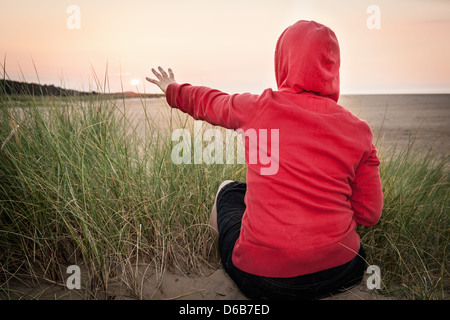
[350,144,383,226]
[165,83,259,130]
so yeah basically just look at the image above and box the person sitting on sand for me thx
[146,20,383,300]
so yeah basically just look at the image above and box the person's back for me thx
[232,90,382,277]
[147,20,383,299]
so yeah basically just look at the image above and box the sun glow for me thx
[131,79,140,86]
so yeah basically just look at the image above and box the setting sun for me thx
[131,79,140,86]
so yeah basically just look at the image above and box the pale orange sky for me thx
[1,0,449,94]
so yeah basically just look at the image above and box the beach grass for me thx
[0,88,448,300]
[359,142,449,299]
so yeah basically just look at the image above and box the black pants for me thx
[216,181,366,300]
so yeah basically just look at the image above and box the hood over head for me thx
[275,20,340,102]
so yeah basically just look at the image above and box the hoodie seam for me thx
[321,29,333,94]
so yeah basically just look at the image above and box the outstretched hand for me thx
[146,66,176,93]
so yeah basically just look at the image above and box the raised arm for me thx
[146,67,260,130]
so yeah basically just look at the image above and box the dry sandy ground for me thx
[107,267,391,300]
[8,264,390,300]
[5,94,448,301]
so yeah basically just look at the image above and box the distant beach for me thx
[117,93,450,155]
[339,94,450,155]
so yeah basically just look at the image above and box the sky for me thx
[1,0,449,94]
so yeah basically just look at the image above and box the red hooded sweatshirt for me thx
[166,20,383,277]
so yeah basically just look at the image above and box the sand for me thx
[106,266,391,300]
[8,263,390,300]
[338,94,450,155]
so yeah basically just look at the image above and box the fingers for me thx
[151,68,162,80]
[158,66,168,78]
[146,66,175,87]
[145,77,157,84]
[146,67,164,85]
[150,66,168,80]
[168,68,175,80]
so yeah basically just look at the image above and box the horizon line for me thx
[2,78,449,96]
